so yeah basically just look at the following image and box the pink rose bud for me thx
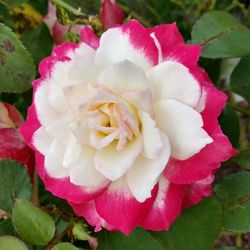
[100,0,125,30]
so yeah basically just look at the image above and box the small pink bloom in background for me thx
[100,0,125,30]
[0,102,34,178]
[20,20,237,234]
[43,1,83,45]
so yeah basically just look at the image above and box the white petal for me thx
[63,134,82,168]
[94,137,143,181]
[70,120,91,145]
[138,111,162,159]
[147,61,201,107]
[154,99,213,160]
[126,132,170,202]
[33,127,53,155]
[46,112,74,143]
[68,144,108,188]
[48,82,69,113]
[35,81,60,127]
[51,60,70,87]
[44,139,69,178]
[95,28,151,71]
[121,89,153,115]
[98,60,150,93]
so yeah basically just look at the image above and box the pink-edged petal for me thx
[182,174,214,209]
[148,23,184,58]
[165,126,237,184]
[138,111,163,159]
[69,200,114,232]
[94,136,143,181]
[36,152,107,204]
[95,177,158,234]
[95,20,158,71]
[99,60,150,93]
[140,176,185,231]
[163,44,201,68]
[154,99,213,160]
[19,79,41,150]
[44,139,69,178]
[126,132,170,202]
[147,61,201,107]
[80,26,100,50]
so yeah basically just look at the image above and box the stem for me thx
[236,233,242,247]
[31,169,39,207]
[51,0,83,16]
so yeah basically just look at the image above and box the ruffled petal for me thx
[99,60,150,93]
[154,99,213,160]
[147,61,201,107]
[94,136,143,181]
[95,177,158,234]
[95,19,158,71]
[140,176,185,231]
[126,132,170,202]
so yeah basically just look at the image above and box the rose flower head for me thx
[20,20,236,234]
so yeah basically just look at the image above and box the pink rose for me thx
[20,20,236,234]
[100,0,125,30]
[0,102,34,178]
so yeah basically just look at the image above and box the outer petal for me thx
[99,60,150,93]
[69,200,114,232]
[165,126,237,184]
[95,177,158,234]
[182,174,214,209]
[154,99,213,160]
[148,23,184,57]
[95,19,158,71]
[80,26,100,50]
[147,61,201,108]
[94,136,143,181]
[140,176,185,231]
[126,132,170,202]
[36,152,108,204]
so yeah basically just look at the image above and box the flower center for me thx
[86,91,141,151]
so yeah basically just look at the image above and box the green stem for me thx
[31,169,39,207]
[51,0,83,16]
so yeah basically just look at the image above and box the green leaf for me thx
[20,23,53,66]
[0,219,14,236]
[214,172,250,232]
[97,228,163,250]
[12,199,56,246]
[219,105,240,147]
[0,235,28,250]
[216,248,245,250]
[0,159,32,212]
[233,148,250,169]
[0,23,35,93]
[230,56,250,104]
[191,11,250,58]
[52,242,80,250]
[151,197,222,250]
